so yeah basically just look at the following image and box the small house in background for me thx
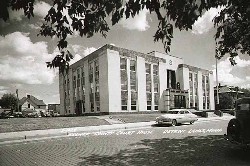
[214,84,244,100]
[19,95,47,112]
[48,104,60,114]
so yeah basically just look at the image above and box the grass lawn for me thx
[0,113,162,133]
[0,116,110,133]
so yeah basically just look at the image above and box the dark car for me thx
[0,111,13,119]
[13,112,25,118]
[225,97,250,145]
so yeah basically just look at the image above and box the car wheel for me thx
[190,121,194,124]
[227,119,241,142]
[172,119,177,126]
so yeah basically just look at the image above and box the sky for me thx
[0,1,249,105]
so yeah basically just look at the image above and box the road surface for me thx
[1,117,250,166]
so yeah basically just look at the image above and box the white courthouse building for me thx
[59,44,215,115]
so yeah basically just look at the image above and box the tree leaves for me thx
[1,0,249,72]
[214,0,250,64]
[0,93,18,111]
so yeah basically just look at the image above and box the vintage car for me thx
[225,97,250,145]
[156,109,198,126]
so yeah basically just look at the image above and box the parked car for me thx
[225,97,250,145]
[13,112,24,118]
[156,109,198,126]
[22,109,41,118]
[0,111,13,119]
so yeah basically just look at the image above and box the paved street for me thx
[1,118,250,166]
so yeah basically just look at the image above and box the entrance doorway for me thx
[174,95,186,108]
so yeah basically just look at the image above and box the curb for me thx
[0,116,235,144]
[0,121,155,144]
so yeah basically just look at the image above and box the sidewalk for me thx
[0,121,154,144]
[0,115,234,144]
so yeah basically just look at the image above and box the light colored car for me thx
[156,109,198,126]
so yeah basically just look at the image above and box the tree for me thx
[0,93,18,111]
[1,0,249,72]
[218,93,234,110]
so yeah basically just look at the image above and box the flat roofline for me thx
[178,64,213,74]
[147,50,183,60]
[69,44,167,69]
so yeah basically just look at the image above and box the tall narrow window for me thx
[206,76,210,109]
[130,60,137,110]
[89,62,94,112]
[189,72,194,107]
[73,76,76,89]
[202,75,206,109]
[153,65,159,110]
[77,68,80,87]
[194,73,198,109]
[120,57,128,110]
[94,60,100,111]
[146,63,152,110]
[167,70,176,89]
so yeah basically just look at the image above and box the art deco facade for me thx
[59,44,215,115]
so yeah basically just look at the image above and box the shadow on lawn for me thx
[77,135,250,166]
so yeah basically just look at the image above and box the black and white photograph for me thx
[0,0,250,165]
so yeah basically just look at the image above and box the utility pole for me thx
[16,89,19,112]
[215,43,220,108]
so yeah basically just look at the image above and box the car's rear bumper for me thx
[156,120,172,125]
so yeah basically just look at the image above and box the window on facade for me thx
[121,57,128,110]
[121,69,128,91]
[189,73,193,81]
[153,75,159,92]
[203,96,206,109]
[154,93,159,110]
[130,60,137,110]
[146,83,151,92]
[167,70,176,89]
[189,72,198,108]
[146,74,151,92]
[145,63,152,110]
[130,60,136,71]
[131,91,137,110]
[89,63,93,83]
[77,68,80,87]
[130,72,136,91]
[121,101,127,110]
[202,75,210,110]
[90,93,94,112]
[95,92,100,112]
[121,91,128,110]
[147,92,152,110]
[153,65,158,75]
[81,67,85,86]
[95,60,99,83]
[73,76,76,88]
[67,79,70,90]
[120,58,127,70]
[153,64,159,110]
[145,63,150,74]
